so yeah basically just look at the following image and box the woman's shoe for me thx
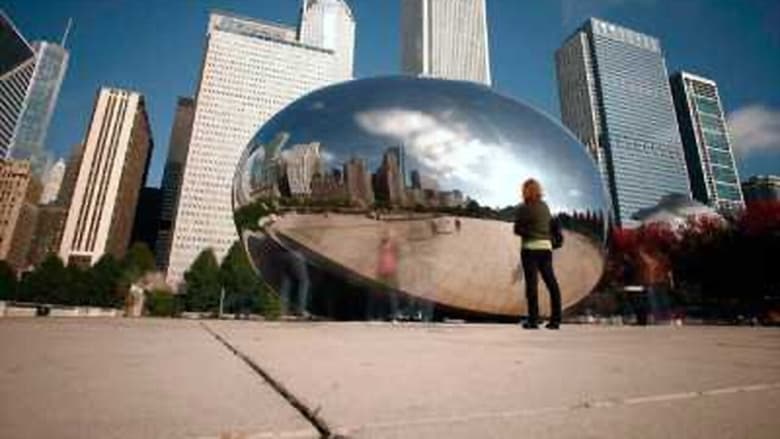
[545,322,560,330]
[522,322,539,329]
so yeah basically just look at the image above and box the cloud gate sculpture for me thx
[233,76,609,319]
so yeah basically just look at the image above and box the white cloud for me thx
[354,108,540,207]
[727,105,780,156]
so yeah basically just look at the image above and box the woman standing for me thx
[514,179,562,329]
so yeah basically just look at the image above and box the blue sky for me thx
[5,0,779,186]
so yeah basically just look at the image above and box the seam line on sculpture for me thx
[200,322,336,438]
[335,381,780,435]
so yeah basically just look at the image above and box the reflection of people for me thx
[513,179,562,330]
[637,246,670,324]
[372,230,400,321]
[279,249,311,318]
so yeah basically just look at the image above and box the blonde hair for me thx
[522,179,543,203]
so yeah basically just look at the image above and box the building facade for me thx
[155,97,194,269]
[58,88,153,266]
[670,71,744,211]
[131,186,162,252]
[555,18,691,225]
[299,0,355,80]
[39,157,65,204]
[165,6,355,287]
[282,142,321,196]
[9,41,69,174]
[0,11,35,159]
[0,159,41,270]
[742,175,780,204]
[401,0,491,85]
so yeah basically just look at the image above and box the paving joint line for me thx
[200,322,339,439]
[335,381,780,436]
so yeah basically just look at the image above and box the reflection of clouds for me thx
[320,150,337,165]
[355,108,540,207]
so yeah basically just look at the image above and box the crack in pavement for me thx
[200,322,337,438]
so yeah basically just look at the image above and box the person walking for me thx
[514,179,563,330]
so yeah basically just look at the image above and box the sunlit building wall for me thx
[59,88,153,266]
[401,0,491,85]
[165,6,354,287]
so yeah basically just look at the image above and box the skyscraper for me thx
[155,97,194,270]
[0,11,35,159]
[9,41,69,173]
[299,0,355,80]
[59,88,153,266]
[39,157,65,205]
[670,71,744,211]
[741,175,780,204]
[281,142,321,196]
[0,11,69,173]
[165,5,355,287]
[555,18,690,225]
[401,0,491,85]
[0,159,41,270]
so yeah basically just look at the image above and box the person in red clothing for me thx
[368,229,401,320]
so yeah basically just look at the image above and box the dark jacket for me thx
[514,200,552,240]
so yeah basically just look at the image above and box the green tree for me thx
[19,255,69,304]
[88,254,124,308]
[220,241,259,316]
[0,260,17,300]
[145,289,177,317]
[123,242,156,284]
[65,264,90,306]
[184,249,221,313]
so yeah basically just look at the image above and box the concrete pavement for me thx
[1,318,779,438]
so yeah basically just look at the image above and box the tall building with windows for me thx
[0,11,69,173]
[401,0,491,85]
[9,40,69,174]
[0,159,41,270]
[555,18,690,225]
[670,71,744,210]
[155,97,194,269]
[299,0,355,80]
[58,88,153,267]
[742,175,780,204]
[0,11,35,159]
[39,157,65,204]
[165,5,355,287]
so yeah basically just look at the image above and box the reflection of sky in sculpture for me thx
[236,76,608,213]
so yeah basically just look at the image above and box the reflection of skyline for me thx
[240,77,610,214]
[249,138,466,210]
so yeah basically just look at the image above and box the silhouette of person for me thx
[513,179,563,329]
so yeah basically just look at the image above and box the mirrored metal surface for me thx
[233,76,609,319]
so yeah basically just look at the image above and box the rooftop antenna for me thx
[61,17,73,47]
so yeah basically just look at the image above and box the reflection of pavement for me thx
[271,213,604,317]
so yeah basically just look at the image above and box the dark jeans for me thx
[521,249,562,325]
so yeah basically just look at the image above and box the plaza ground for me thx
[1,319,778,438]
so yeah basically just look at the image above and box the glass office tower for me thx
[670,71,744,211]
[556,18,691,225]
[10,41,69,174]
